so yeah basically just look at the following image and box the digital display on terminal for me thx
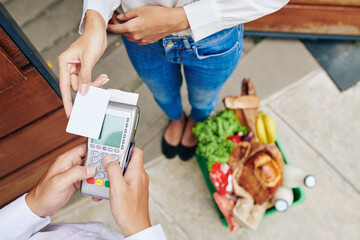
[92,114,124,148]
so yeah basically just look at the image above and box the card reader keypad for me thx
[86,145,123,188]
[84,116,131,193]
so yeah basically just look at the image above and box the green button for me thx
[105,180,110,188]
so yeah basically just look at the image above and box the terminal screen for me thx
[92,114,125,148]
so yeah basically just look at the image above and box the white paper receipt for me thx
[66,86,111,139]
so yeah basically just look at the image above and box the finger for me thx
[124,147,144,174]
[103,155,126,188]
[70,73,79,92]
[126,37,138,43]
[118,10,138,21]
[58,57,73,118]
[55,165,96,187]
[50,144,87,174]
[91,74,109,88]
[74,181,81,189]
[111,12,120,25]
[92,197,103,202]
[107,23,128,34]
[78,58,93,94]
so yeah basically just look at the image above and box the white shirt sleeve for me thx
[79,0,121,34]
[124,224,167,240]
[183,0,289,41]
[0,194,50,240]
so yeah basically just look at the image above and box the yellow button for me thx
[166,42,174,47]
[95,179,104,186]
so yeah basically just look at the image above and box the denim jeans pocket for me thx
[194,26,240,60]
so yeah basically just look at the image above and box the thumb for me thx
[78,58,93,94]
[117,10,138,21]
[104,155,126,188]
[56,166,96,187]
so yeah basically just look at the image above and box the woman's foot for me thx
[162,114,186,159]
[178,116,198,161]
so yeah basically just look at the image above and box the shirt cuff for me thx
[183,0,223,42]
[124,224,167,240]
[79,0,120,34]
[0,194,50,240]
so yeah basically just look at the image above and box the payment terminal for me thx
[81,99,140,200]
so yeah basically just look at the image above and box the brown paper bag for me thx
[231,198,268,230]
[224,78,260,142]
[229,142,285,230]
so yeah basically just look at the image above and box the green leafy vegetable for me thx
[193,110,247,170]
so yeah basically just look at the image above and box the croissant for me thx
[238,152,283,204]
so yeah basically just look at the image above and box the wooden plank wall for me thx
[245,0,360,36]
[0,26,84,207]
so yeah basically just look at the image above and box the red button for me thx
[86,178,95,184]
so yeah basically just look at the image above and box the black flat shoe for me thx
[161,113,187,159]
[161,136,179,159]
[178,143,197,161]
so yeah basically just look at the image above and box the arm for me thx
[58,0,120,117]
[0,194,49,240]
[79,0,121,34]
[0,144,96,240]
[183,0,290,41]
[107,0,288,44]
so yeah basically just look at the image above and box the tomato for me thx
[226,135,242,144]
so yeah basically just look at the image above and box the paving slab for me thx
[268,70,360,192]
[40,30,80,79]
[41,31,124,80]
[92,43,143,92]
[215,38,322,111]
[139,119,165,163]
[242,36,257,54]
[21,0,82,52]
[3,0,58,27]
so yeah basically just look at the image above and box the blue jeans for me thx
[122,25,244,122]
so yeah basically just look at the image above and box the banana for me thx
[263,114,276,143]
[256,112,268,143]
[256,112,276,143]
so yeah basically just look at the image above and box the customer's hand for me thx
[107,6,189,45]
[58,9,107,117]
[104,148,151,237]
[25,144,96,218]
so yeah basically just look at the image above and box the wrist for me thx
[25,191,47,218]
[168,7,190,33]
[84,9,107,33]
[122,218,151,237]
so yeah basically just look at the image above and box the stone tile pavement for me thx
[2,1,359,239]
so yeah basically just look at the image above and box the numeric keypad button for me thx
[97,166,105,172]
[96,172,105,179]
[91,151,99,157]
[89,158,98,164]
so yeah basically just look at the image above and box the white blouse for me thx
[80,0,289,41]
[0,194,167,240]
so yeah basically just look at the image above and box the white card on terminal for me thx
[66,86,111,139]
